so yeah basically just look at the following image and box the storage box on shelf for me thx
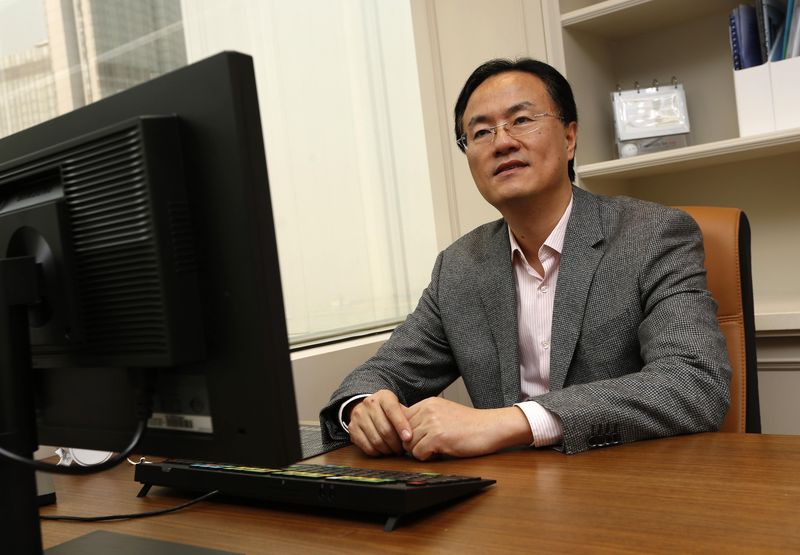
[735,57,800,137]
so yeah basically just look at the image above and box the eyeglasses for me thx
[457,112,563,150]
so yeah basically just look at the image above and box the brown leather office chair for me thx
[676,206,761,433]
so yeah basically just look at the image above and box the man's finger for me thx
[382,399,412,442]
[349,391,407,455]
[350,417,394,456]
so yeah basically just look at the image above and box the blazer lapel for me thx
[549,187,605,390]
[477,224,520,406]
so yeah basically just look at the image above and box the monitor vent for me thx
[168,201,198,274]
[62,126,167,353]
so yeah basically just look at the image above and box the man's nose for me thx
[493,125,520,152]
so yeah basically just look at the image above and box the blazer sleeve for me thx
[535,208,732,454]
[319,252,461,440]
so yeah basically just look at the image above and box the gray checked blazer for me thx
[321,186,731,454]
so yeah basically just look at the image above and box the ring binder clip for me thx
[634,80,640,93]
[652,78,659,90]
[671,76,678,88]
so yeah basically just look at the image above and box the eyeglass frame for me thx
[456,112,564,151]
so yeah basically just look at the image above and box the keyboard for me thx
[134,458,495,531]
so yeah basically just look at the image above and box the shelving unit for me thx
[553,0,800,334]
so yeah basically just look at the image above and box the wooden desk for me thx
[41,433,800,553]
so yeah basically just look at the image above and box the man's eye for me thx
[472,129,491,140]
[512,116,534,126]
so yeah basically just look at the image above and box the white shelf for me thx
[576,128,800,185]
[756,312,800,334]
[756,298,800,333]
[561,0,740,38]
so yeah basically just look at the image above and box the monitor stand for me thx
[46,531,240,555]
[0,256,45,553]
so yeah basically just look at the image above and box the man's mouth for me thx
[494,160,528,176]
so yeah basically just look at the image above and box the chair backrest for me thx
[675,206,760,433]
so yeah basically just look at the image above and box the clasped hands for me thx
[346,389,532,461]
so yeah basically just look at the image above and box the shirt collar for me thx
[509,194,574,259]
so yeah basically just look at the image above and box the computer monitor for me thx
[0,51,302,552]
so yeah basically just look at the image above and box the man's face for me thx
[461,71,576,211]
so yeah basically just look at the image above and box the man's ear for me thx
[564,121,578,161]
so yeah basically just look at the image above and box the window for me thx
[0,0,438,345]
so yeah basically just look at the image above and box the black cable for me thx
[0,418,147,475]
[40,490,219,522]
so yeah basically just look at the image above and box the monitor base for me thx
[46,530,240,555]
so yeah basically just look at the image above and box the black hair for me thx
[453,58,578,183]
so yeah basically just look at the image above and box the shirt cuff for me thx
[337,394,371,433]
[514,400,563,447]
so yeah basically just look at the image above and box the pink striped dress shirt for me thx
[512,196,573,447]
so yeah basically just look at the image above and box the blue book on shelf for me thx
[770,24,787,60]
[786,0,800,57]
[783,0,796,58]
[731,10,743,69]
[758,0,788,61]
[735,4,765,68]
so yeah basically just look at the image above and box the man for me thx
[320,58,730,458]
